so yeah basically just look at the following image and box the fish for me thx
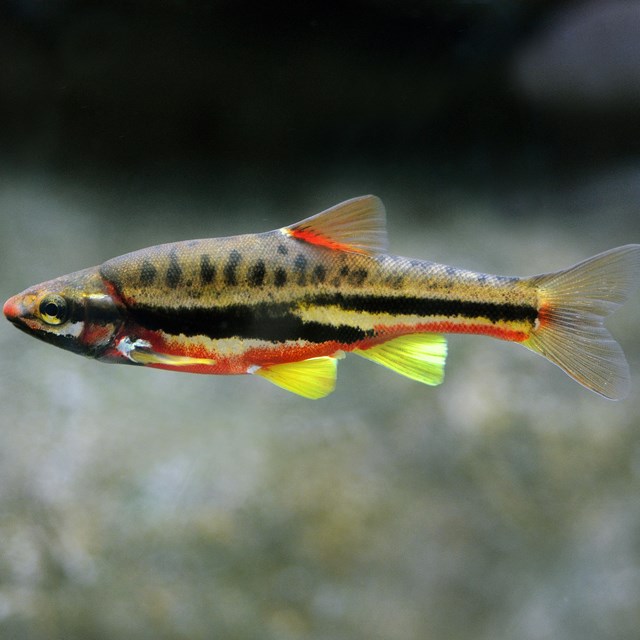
[3,195,640,399]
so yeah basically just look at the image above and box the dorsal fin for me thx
[283,195,387,255]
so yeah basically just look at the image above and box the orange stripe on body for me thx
[133,327,348,375]
[373,321,530,343]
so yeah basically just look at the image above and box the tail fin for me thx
[524,244,640,400]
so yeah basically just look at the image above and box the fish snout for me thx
[3,295,23,322]
[3,292,37,325]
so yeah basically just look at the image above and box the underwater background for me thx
[1,1,640,638]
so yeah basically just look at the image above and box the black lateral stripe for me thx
[127,293,534,346]
[66,296,121,327]
[129,302,369,344]
[310,294,537,324]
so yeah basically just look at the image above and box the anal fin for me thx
[354,334,447,386]
[251,357,338,399]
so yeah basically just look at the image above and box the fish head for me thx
[3,267,126,360]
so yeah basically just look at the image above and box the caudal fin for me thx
[524,245,640,400]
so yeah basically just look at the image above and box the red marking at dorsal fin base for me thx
[283,195,388,255]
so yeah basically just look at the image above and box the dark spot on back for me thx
[248,260,266,287]
[294,254,308,285]
[140,259,157,286]
[348,268,368,286]
[311,264,326,284]
[385,275,404,289]
[200,255,216,285]
[339,265,350,277]
[166,251,182,288]
[277,244,289,255]
[274,267,287,287]
[224,250,242,286]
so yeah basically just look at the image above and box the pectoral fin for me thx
[354,333,447,385]
[117,337,216,367]
[130,351,217,367]
[251,357,338,399]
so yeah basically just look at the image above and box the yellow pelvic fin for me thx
[284,195,388,255]
[354,333,448,386]
[524,244,640,400]
[252,357,338,399]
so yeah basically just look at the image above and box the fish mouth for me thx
[3,295,36,337]
[3,294,39,334]
[3,295,24,324]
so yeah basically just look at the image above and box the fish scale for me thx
[4,195,640,399]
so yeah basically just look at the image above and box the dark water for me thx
[1,3,640,639]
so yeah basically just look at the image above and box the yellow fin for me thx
[118,337,216,367]
[354,334,447,386]
[252,357,338,399]
[284,195,387,255]
[130,351,217,367]
[525,244,640,400]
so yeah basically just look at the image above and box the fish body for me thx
[4,196,640,399]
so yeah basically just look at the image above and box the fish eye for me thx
[38,294,68,325]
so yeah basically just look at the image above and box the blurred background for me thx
[1,1,640,638]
